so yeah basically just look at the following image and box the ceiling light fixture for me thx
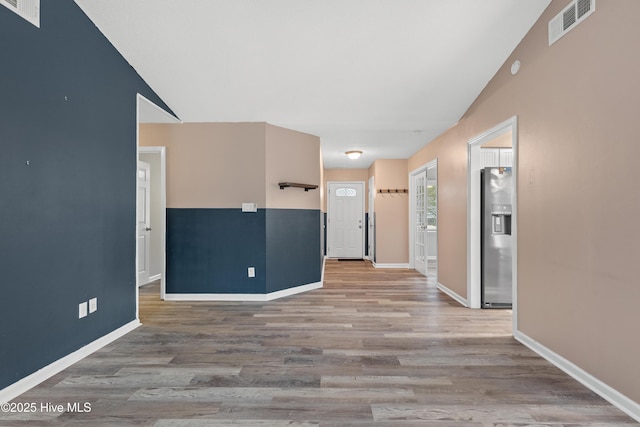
[345,150,362,160]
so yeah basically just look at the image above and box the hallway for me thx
[2,260,635,426]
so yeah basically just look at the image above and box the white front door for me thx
[414,171,427,276]
[328,182,364,259]
[137,161,151,286]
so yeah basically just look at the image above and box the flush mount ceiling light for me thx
[345,150,362,160]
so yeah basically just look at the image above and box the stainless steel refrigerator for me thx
[481,167,513,308]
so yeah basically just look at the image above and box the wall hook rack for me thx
[278,182,318,192]
[378,188,408,194]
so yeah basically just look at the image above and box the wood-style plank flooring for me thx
[2,259,637,426]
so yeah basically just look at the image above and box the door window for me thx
[335,188,357,197]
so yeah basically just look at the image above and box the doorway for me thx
[409,159,438,280]
[467,117,518,330]
[327,181,365,259]
[138,148,166,298]
[368,176,375,262]
[136,94,180,315]
[137,160,151,286]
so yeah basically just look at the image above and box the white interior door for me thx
[426,163,438,277]
[414,171,427,276]
[328,182,364,259]
[137,161,151,286]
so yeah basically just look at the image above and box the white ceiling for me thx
[75,0,550,168]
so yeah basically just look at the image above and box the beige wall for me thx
[409,126,468,290]
[265,124,321,210]
[370,159,409,264]
[319,149,325,214]
[409,0,640,404]
[140,123,266,208]
[140,122,321,211]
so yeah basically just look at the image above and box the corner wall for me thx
[409,0,640,407]
[140,123,268,294]
[265,124,322,293]
[0,1,172,390]
[139,122,322,296]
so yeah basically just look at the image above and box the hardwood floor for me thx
[2,259,637,426]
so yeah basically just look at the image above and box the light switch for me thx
[242,203,257,212]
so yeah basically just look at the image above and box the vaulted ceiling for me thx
[75,0,550,168]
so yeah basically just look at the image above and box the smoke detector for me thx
[510,60,521,75]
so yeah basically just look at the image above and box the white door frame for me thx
[138,146,167,300]
[368,176,375,261]
[467,116,518,331]
[409,158,438,279]
[137,160,152,286]
[136,93,180,318]
[327,181,365,259]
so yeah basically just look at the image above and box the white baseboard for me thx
[164,259,326,302]
[267,281,323,301]
[164,281,324,302]
[372,263,410,269]
[138,274,162,287]
[0,319,141,404]
[515,330,640,423]
[436,282,468,307]
[147,274,162,282]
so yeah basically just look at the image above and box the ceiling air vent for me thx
[1,0,40,28]
[548,0,594,46]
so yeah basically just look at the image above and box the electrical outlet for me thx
[89,297,98,314]
[78,302,88,319]
[248,267,255,278]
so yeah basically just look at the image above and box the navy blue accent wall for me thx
[364,213,369,257]
[320,212,326,261]
[166,209,267,293]
[373,213,377,263]
[266,209,322,293]
[0,1,173,389]
[165,209,322,295]
[323,213,327,256]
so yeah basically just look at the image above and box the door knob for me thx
[145,227,152,231]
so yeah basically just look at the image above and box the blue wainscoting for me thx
[167,209,267,293]
[323,212,327,256]
[266,209,322,293]
[166,208,322,295]
[365,213,369,257]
